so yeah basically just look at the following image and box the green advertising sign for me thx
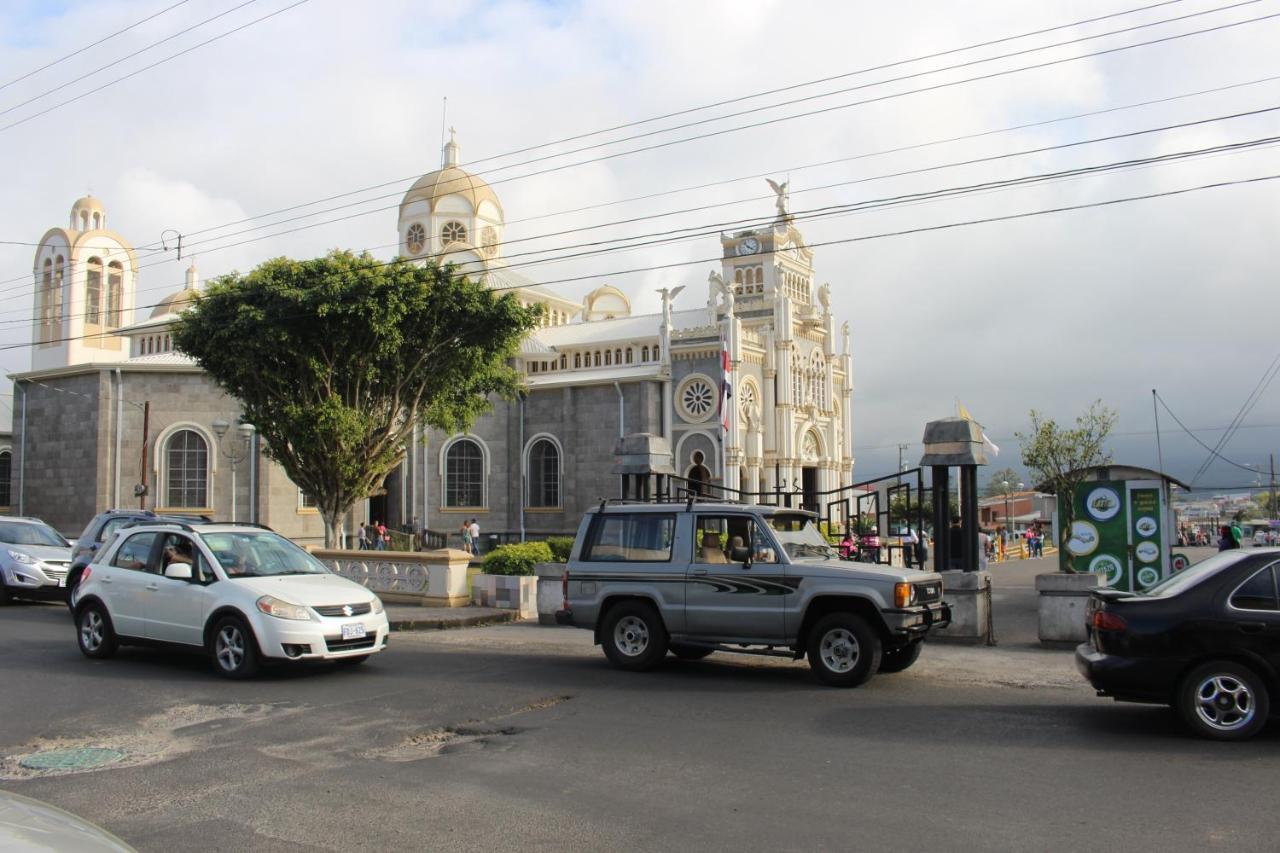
[1129,487,1164,591]
[1066,482,1130,590]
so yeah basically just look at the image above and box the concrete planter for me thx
[533,562,567,625]
[310,547,471,607]
[1036,572,1099,646]
[930,571,990,643]
[471,573,538,620]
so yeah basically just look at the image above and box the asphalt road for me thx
[2,599,1278,852]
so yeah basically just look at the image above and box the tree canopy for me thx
[1017,401,1117,572]
[982,467,1024,497]
[172,250,541,545]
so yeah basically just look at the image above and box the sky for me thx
[0,0,1277,493]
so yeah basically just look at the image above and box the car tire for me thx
[601,600,669,672]
[878,639,923,674]
[76,602,118,660]
[670,643,714,661]
[1176,660,1270,741]
[806,612,882,687]
[209,616,260,679]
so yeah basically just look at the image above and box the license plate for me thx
[58,577,66,588]
[341,623,366,640]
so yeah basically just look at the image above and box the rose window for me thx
[442,221,468,245]
[679,377,716,422]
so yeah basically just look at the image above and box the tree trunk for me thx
[321,509,346,550]
[1059,500,1076,573]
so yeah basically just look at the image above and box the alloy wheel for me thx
[80,611,104,651]
[1194,674,1255,732]
[820,627,860,674]
[613,615,650,657]
[216,625,246,672]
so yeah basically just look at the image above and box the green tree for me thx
[172,251,540,547]
[1254,492,1278,518]
[1017,402,1118,572]
[982,467,1023,497]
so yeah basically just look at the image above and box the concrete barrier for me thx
[310,548,472,607]
[930,570,991,644]
[1036,572,1099,646]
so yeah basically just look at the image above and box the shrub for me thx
[546,536,575,562]
[482,541,553,576]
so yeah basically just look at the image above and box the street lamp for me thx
[212,418,255,522]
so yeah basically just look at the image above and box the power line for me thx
[1190,351,1280,483]
[0,6,1272,294]
[4,168,1277,355]
[120,0,1280,256]
[0,0,191,93]
[6,130,1275,331]
[0,0,262,121]
[1154,390,1261,473]
[0,0,311,134]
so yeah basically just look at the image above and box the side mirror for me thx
[164,563,193,580]
[730,546,751,565]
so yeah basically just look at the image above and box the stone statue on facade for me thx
[841,320,850,355]
[817,282,831,313]
[766,178,790,220]
[655,284,685,329]
[707,270,734,316]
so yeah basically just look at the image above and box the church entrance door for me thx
[369,481,389,531]
[802,467,818,513]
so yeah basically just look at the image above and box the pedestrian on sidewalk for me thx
[1230,520,1244,549]
[901,527,918,568]
[357,522,368,550]
[469,518,481,555]
[1218,525,1236,551]
[461,520,473,554]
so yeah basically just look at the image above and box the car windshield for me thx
[766,513,836,560]
[201,531,331,578]
[0,521,68,548]
[1141,550,1251,597]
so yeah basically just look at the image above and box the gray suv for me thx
[0,516,74,604]
[555,502,949,687]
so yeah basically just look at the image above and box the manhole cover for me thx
[19,747,126,771]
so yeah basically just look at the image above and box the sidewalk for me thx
[385,605,514,632]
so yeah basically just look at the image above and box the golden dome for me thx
[399,133,502,218]
[151,265,199,318]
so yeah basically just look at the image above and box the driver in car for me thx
[162,539,194,569]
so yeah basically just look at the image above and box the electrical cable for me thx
[0,0,191,93]
[1190,351,1280,483]
[5,168,1278,354]
[1155,391,1263,472]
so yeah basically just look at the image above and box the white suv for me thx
[72,522,389,678]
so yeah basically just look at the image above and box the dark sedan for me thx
[1076,548,1280,740]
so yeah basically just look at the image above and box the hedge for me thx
[481,541,554,576]
[546,536,575,562]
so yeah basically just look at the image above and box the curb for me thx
[389,611,516,632]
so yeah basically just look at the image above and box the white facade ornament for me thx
[707,270,734,316]
[841,321,850,355]
[656,284,684,329]
[817,282,831,313]
[766,178,790,220]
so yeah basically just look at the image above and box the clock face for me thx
[737,237,760,256]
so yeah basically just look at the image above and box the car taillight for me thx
[80,566,91,583]
[1092,610,1127,631]
[561,569,569,611]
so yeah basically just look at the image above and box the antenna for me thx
[439,96,448,167]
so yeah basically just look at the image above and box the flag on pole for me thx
[956,399,999,457]
[719,345,733,432]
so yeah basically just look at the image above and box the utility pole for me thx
[1152,389,1165,474]
[1270,452,1276,524]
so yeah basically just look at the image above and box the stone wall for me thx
[13,372,105,534]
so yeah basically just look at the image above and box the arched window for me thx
[625,348,633,364]
[593,351,601,367]
[86,257,103,325]
[53,256,65,325]
[441,221,467,244]
[107,261,123,327]
[0,449,11,508]
[527,438,560,508]
[559,354,567,370]
[444,438,484,507]
[92,212,101,229]
[39,259,53,340]
[615,349,622,365]
[165,429,209,508]
[574,353,581,369]
[605,350,612,366]
[642,345,649,362]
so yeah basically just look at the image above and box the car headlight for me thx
[894,582,918,608]
[370,597,384,615]
[255,595,314,621]
[7,550,37,565]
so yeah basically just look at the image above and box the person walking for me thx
[1218,525,1236,551]
[357,522,368,550]
[461,520,473,554]
[901,527,918,568]
[1230,520,1244,549]
[377,521,389,550]
[469,518,481,555]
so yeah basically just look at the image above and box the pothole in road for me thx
[368,694,574,762]
[0,702,289,780]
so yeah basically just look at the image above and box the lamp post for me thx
[212,419,255,522]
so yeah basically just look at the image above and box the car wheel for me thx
[76,603,118,660]
[878,639,924,674]
[210,616,260,679]
[670,643,714,661]
[807,612,882,687]
[1177,660,1270,741]
[601,600,669,672]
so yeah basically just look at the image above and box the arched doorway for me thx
[687,450,711,496]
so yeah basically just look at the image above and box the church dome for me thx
[151,264,200,318]
[399,132,502,218]
[70,194,106,231]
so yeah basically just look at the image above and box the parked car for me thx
[556,502,949,687]
[72,521,388,678]
[0,789,135,851]
[1076,548,1280,740]
[66,509,213,612]
[0,515,73,604]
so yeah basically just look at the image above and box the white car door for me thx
[100,532,161,638]
[145,533,214,647]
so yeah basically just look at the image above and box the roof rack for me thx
[121,519,199,533]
